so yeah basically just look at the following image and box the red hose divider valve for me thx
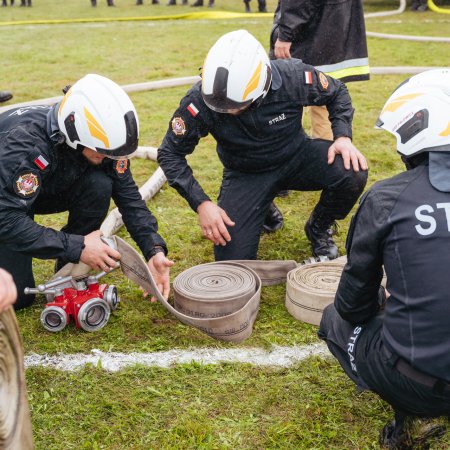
[24,267,120,333]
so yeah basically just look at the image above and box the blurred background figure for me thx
[167,0,188,4]
[243,0,267,12]
[137,0,160,4]
[20,0,32,5]
[0,91,13,103]
[1,0,14,6]
[190,0,214,7]
[411,0,428,10]
[269,0,369,141]
[91,0,115,6]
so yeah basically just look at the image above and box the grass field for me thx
[1,1,450,448]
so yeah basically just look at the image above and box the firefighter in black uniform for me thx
[158,30,367,262]
[319,70,450,448]
[269,0,369,141]
[0,74,173,310]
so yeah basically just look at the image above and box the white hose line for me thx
[367,31,450,42]
[0,75,200,115]
[0,67,445,116]
[24,343,330,372]
[364,0,406,18]
[100,166,166,237]
[364,0,450,42]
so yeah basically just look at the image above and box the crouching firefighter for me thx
[158,30,368,262]
[0,74,173,310]
[319,70,450,448]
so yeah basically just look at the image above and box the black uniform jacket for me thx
[0,104,166,263]
[271,0,369,82]
[158,58,354,212]
[336,162,450,382]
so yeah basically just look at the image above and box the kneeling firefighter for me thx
[0,74,173,310]
[319,69,450,448]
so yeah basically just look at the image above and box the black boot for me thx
[167,0,176,5]
[262,202,284,234]
[107,0,115,6]
[257,0,266,12]
[136,0,143,4]
[244,0,250,12]
[191,0,203,6]
[304,209,339,260]
[152,0,160,4]
[91,0,97,6]
[0,91,13,103]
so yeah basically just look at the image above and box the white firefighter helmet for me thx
[57,74,139,159]
[201,30,272,113]
[376,69,450,191]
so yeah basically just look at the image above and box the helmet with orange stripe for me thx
[376,69,450,191]
[57,74,139,160]
[201,30,272,114]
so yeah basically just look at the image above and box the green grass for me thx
[1,1,450,448]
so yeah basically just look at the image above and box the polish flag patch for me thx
[33,154,49,170]
[304,71,313,84]
[187,103,199,117]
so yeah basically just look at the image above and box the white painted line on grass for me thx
[24,343,330,372]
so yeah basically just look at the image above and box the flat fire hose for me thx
[51,236,348,342]
[0,308,34,449]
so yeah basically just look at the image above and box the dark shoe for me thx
[91,0,97,5]
[416,3,428,11]
[191,0,203,5]
[304,210,339,260]
[152,0,160,3]
[182,0,188,3]
[258,7,267,12]
[0,91,13,103]
[207,0,214,6]
[107,0,115,6]
[167,0,176,5]
[136,0,143,4]
[262,202,284,234]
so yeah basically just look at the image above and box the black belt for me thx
[383,344,450,394]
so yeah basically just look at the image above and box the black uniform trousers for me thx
[0,168,113,310]
[215,138,367,261]
[319,304,450,417]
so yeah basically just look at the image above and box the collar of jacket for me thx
[46,102,66,146]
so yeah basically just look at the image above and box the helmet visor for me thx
[95,111,139,160]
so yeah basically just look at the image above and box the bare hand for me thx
[197,201,235,246]
[274,39,292,59]
[145,252,174,303]
[80,230,121,272]
[0,269,17,312]
[328,137,368,172]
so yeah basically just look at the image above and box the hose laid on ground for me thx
[53,235,346,342]
[0,308,34,450]
[428,0,450,14]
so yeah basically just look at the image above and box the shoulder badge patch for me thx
[115,159,128,174]
[14,172,40,198]
[171,117,186,136]
[319,72,329,91]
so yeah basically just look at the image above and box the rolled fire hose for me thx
[51,235,347,342]
[0,308,34,450]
